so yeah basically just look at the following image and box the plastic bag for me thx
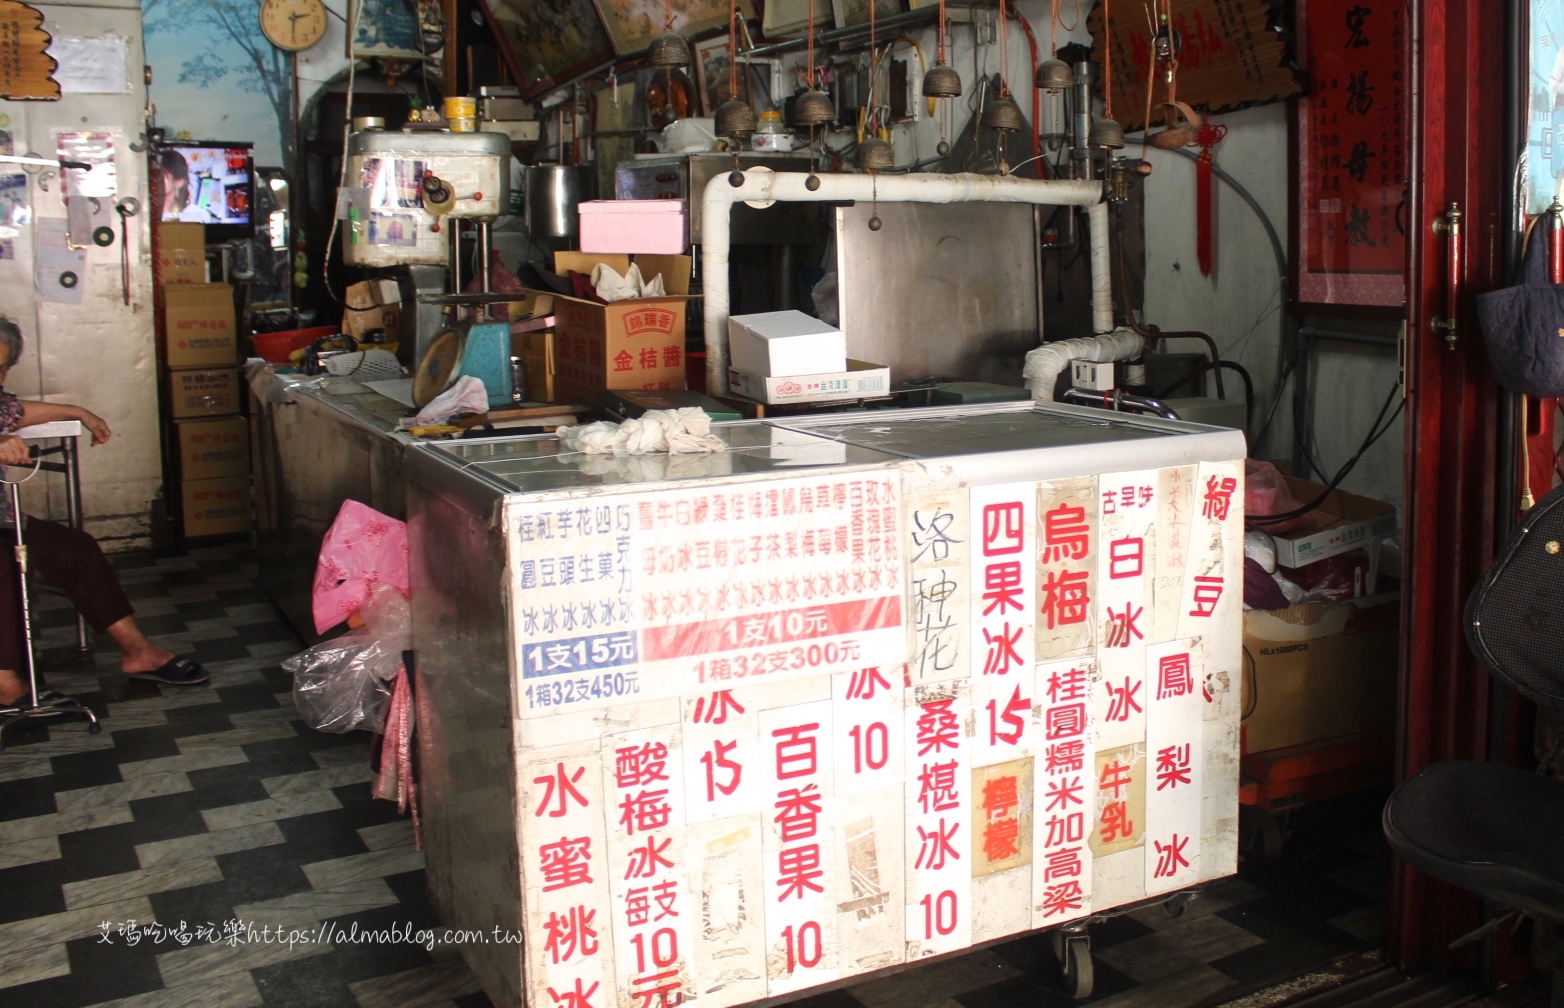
[414,374,489,426]
[1244,459,1313,535]
[286,584,411,733]
[1282,549,1369,603]
[312,500,410,635]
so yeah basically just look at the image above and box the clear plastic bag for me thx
[285,585,411,733]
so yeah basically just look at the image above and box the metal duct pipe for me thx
[701,170,1111,394]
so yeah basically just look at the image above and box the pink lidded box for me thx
[577,200,688,255]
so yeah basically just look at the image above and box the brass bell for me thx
[981,95,1026,134]
[1089,117,1126,149]
[714,99,758,138]
[646,31,691,69]
[1034,59,1075,92]
[790,89,835,128]
[922,62,962,98]
[855,136,894,172]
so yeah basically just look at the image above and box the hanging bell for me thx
[714,99,758,138]
[981,95,1026,134]
[922,62,962,99]
[790,89,836,128]
[855,136,894,172]
[646,31,692,69]
[1089,117,1126,150]
[1034,59,1075,92]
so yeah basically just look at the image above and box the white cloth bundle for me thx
[558,407,724,455]
[590,263,666,302]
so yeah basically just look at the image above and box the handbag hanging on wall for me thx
[1477,212,1564,398]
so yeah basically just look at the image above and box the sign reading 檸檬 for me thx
[509,462,1242,1008]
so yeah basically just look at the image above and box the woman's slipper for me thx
[128,657,210,686]
[0,688,67,709]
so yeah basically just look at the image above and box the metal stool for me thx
[17,420,89,655]
[1382,482,1564,1000]
[0,463,99,746]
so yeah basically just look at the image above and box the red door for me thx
[1391,0,1510,971]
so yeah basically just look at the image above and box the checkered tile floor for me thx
[0,543,1391,1008]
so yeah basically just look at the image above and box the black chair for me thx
[1383,482,1564,993]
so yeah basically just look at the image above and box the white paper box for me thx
[729,311,847,377]
[728,361,891,404]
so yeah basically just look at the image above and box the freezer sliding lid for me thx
[422,420,902,494]
[771,401,1190,456]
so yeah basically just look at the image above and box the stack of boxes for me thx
[156,223,252,537]
[725,310,891,405]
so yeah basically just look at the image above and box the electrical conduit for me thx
[702,170,1111,394]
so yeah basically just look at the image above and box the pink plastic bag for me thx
[312,500,410,634]
[1244,459,1314,535]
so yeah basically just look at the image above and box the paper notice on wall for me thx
[506,473,906,717]
[47,37,129,94]
[34,219,84,305]
[57,132,116,199]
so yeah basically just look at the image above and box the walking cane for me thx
[0,452,99,746]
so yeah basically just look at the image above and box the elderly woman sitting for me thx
[0,318,207,707]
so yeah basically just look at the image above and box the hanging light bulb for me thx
[647,0,689,68]
[647,31,691,69]
[855,136,894,172]
[1034,59,1074,92]
[1089,117,1126,149]
[791,89,835,127]
[715,99,758,139]
[922,63,962,98]
[982,95,1026,134]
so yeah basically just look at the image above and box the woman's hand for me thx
[77,408,111,446]
[0,435,30,465]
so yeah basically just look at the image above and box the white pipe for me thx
[701,169,1112,395]
[1021,330,1145,400]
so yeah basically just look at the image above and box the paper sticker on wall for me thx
[34,218,84,305]
[47,36,129,94]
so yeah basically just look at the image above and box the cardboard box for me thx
[342,279,402,342]
[1271,475,1397,568]
[163,283,236,368]
[181,475,251,537]
[728,359,891,404]
[1241,593,1399,753]
[548,252,693,404]
[175,416,248,480]
[167,367,240,418]
[728,310,846,377]
[156,222,206,284]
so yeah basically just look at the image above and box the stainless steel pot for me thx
[524,165,588,238]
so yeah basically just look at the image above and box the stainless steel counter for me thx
[246,364,415,643]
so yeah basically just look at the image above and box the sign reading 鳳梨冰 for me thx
[509,461,1243,1008]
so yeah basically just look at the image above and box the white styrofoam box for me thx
[728,359,890,404]
[577,199,687,255]
[728,310,847,377]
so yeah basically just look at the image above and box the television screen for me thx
[157,143,252,233]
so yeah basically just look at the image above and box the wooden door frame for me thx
[1391,0,1511,971]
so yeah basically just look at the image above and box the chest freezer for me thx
[405,401,1246,1008]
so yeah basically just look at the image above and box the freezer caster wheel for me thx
[1163,891,1192,918]
[1052,929,1094,1000]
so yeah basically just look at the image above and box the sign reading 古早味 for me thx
[507,462,1242,1008]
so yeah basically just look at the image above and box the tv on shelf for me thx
[157,141,254,240]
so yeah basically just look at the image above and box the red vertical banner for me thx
[1295,0,1410,310]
